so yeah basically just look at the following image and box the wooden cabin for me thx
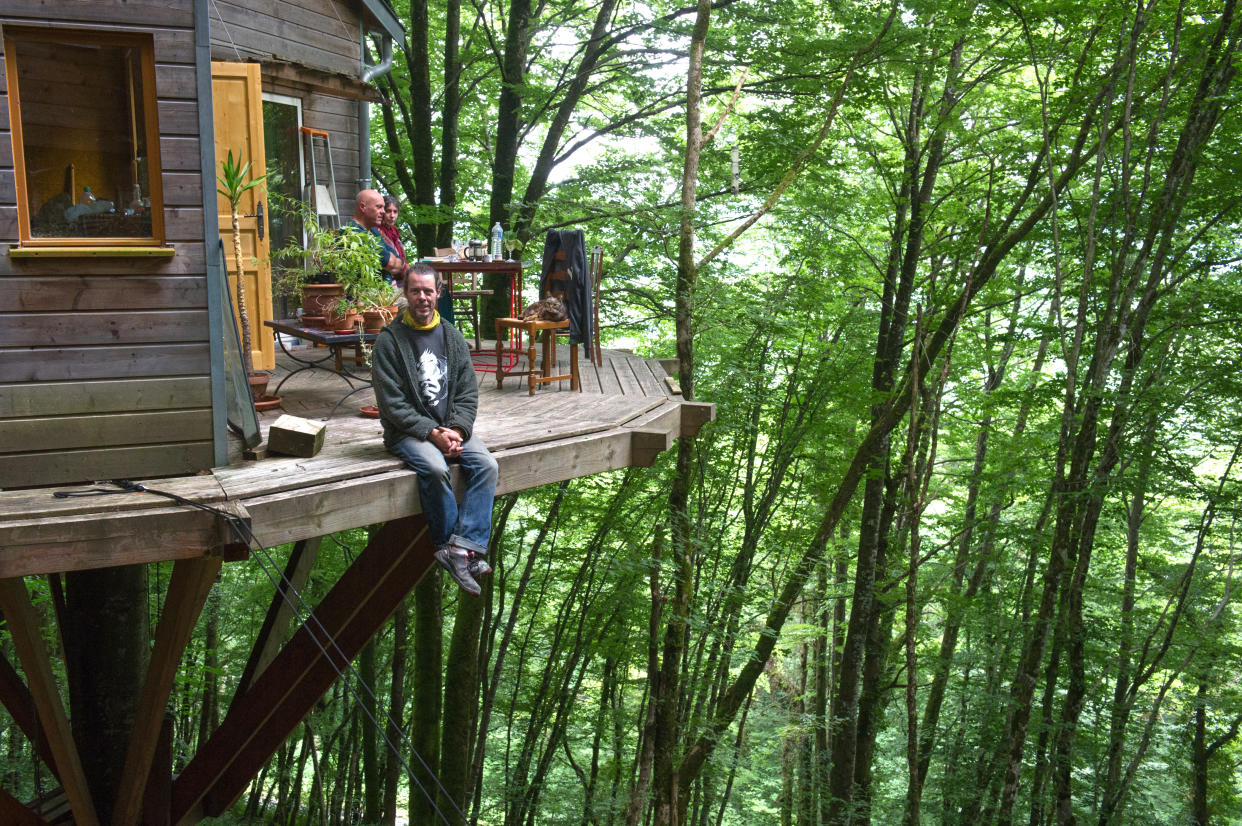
[0,0,401,489]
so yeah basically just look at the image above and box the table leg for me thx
[570,339,579,391]
[496,321,505,389]
[528,333,538,395]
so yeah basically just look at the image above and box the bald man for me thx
[349,188,404,279]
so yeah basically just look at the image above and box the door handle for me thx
[244,201,265,241]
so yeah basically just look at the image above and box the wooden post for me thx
[111,557,221,826]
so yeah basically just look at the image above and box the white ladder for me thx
[301,126,340,228]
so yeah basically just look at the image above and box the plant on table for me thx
[273,203,385,328]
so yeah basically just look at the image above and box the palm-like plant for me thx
[218,149,268,376]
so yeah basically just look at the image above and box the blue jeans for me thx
[391,434,498,553]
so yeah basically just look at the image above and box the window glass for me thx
[7,31,159,241]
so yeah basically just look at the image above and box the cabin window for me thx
[3,28,164,246]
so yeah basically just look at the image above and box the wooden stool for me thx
[494,317,580,395]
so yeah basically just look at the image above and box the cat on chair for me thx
[520,295,567,322]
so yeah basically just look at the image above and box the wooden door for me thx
[211,62,275,371]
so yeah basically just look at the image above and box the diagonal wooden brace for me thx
[170,515,435,825]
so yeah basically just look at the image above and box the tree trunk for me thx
[383,600,409,825]
[359,640,381,823]
[484,0,534,325]
[63,565,149,824]
[406,0,437,256]
[408,575,442,824]
[436,0,461,249]
[651,3,711,825]
[440,582,485,822]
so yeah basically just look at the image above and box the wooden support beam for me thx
[0,788,51,826]
[0,578,100,826]
[171,516,433,825]
[0,500,249,579]
[112,557,221,826]
[0,651,56,775]
[679,401,715,438]
[232,536,322,702]
[140,716,173,826]
[631,429,674,468]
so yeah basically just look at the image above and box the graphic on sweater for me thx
[418,348,448,415]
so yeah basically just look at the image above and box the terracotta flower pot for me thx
[301,283,345,323]
[362,310,388,332]
[247,371,270,400]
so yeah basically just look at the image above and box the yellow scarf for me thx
[402,308,440,330]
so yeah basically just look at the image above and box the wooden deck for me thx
[0,342,712,578]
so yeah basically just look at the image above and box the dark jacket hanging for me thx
[539,229,591,347]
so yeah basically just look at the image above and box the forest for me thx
[8,0,1242,823]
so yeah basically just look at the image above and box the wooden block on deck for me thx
[267,416,326,458]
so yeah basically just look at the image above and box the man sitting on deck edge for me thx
[373,263,499,595]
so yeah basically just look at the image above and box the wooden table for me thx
[264,320,378,417]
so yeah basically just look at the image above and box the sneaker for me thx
[434,545,481,596]
[467,555,492,580]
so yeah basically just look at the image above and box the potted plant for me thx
[274,203,383,330]
[217,150,275,404]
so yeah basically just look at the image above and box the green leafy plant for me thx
[272,201,390,315]
[217,149,268,376]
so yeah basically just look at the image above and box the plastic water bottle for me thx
[490,222,504,258]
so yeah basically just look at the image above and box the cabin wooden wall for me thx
[210,0,366,218]
[0,1,215,488]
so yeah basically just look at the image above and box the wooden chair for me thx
[494,317,580,395]
[435,248,493,350]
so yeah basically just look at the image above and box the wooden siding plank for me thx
[0,2,194,27]
[208,0,360,75]
[159,136,201,171]
[157,100,201,136]
[161,172,204,207]
[0,310,208,346]
[0,276,207,312]
[154,64,197,100]
[0,441,214,490]
[0,377,211,417]
[163,206,205,241]
[0,410,213,453]
[0,343,210,382]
